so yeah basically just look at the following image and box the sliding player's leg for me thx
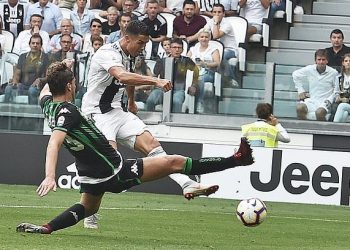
[17,193,104,234]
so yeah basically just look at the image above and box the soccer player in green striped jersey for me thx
[16,61,254,234]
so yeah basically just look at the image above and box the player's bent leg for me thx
[82,193,104,229]
[16,193,103,234]
[140,155,186,182]
[135,131,217,200]
[134,131,161,156]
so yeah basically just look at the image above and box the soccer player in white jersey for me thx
[81,20,218,228]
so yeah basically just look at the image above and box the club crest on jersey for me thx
[57,116,65,126]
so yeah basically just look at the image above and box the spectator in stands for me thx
[238,0,269,39]
[71,0,95,37]
[106,12,131,43]
[140,0,167,59]
[119,0,140,20]
[48,19,82,53]
[146,38,199,112]
[159,0,200,15]
[82,19,106,53]
[100,0,120,11]
[58,0,76,10]
[4,34,49,104]
[222,0,239,16]
[157,37,171,58]
[293,49,338,121]
[325,29,350,73]
[205,3,239,86]
[269,0,285,19]
[49,34,81,77]
[187,28,220,113]
[102,6,120,35]
[333,54,350,123]
[242,102,290,147]
[13,14,50,55]
[173,0,206,48]
[25,0,63,36]
[199,0,238,17]
[0,0,26,37]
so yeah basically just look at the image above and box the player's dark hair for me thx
[125,20,149,36]
[29,33,43,45]
[212,3,225,12]
[256,103,273,120]
[314,49,329,61]
[183,0,196,8]
[46,62,74,96]
[330,29,344,39]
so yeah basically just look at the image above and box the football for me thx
[236,198,267,227]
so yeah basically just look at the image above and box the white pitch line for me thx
[1,204,349,223]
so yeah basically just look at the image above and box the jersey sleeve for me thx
[53,104,81,133]
[95,46,125,72]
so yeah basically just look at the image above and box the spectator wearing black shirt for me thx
[102,6,120,35]
[325,29,350,72]
[140,0,167,59]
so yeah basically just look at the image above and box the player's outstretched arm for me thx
[108,66,173,91]
[37,130,66,197]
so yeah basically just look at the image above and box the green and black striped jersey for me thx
[40,95,122,182]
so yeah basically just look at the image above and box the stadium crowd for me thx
[5,0,349,123]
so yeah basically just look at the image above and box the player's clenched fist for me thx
[155,79,173,92]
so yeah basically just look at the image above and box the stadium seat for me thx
[1,30,15,53]
[181,70,195,113]
[159,12,176,38]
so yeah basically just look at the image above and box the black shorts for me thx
[80,158,144,195]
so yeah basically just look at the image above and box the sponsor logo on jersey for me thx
[59,108,71,114]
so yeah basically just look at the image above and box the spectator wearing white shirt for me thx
[70,0,95,36]
[25,0,63,36]
[205,3,238,86]
[13,14,50,55]
[48,19,82,53]
[239,0,269,39]
[198,0,238,17]
[293,49,338,121]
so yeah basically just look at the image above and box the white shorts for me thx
[301,98,329,120]
[92,107,148,149]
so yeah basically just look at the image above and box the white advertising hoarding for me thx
[201,144,350,206]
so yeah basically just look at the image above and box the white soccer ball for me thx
[236,198,267,227]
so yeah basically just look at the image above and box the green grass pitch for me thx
[0,184,349,250]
